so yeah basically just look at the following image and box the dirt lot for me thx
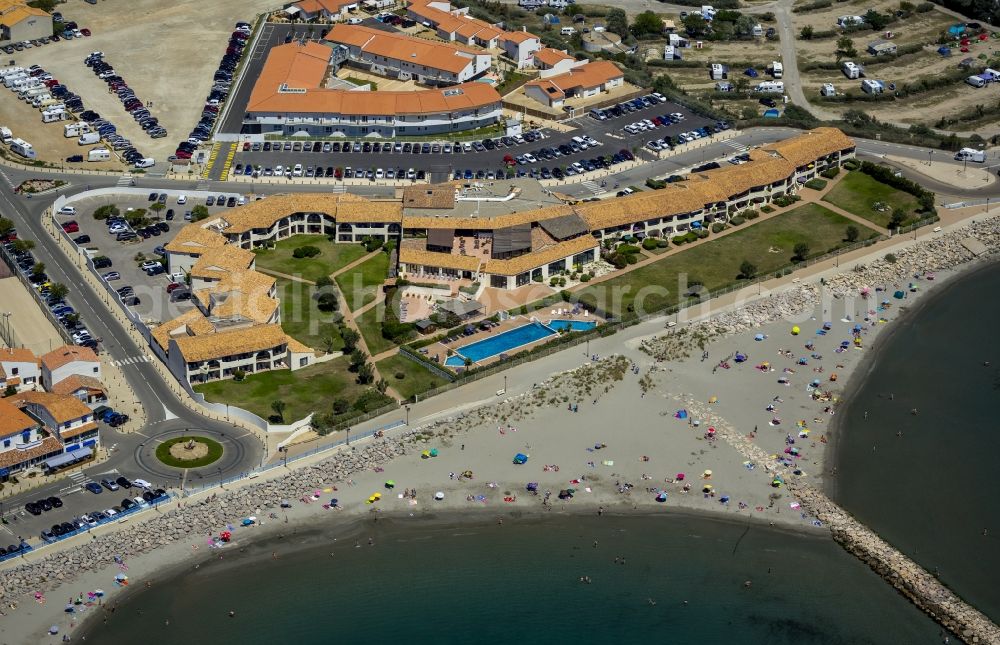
[8,0,282,162]
[0,86,123,170]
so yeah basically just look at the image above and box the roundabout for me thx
[155,436,224,469]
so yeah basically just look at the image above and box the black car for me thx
[66,154,84,163]
[116,476,132,489]
[120,498,136,510]
[73,234,90,244]
[37,498,52,512]
[47,496,63,508]
[25,502,41,515]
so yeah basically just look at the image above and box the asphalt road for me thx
[0,182,264,542]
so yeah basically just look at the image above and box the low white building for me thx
[0,347,39,391]
[502,30,541,69]
[12,391,99,452]
[40,345,101,392]
[523,60,624,109]
[167,324,314,384]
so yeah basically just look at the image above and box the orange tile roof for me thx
[326,24,483,74]
[0,1,48,27]
[247,43,501,115]
[399,240,482,272]
[11,391,92,424]
[153,308,216,352]
[222,193,402,233]
[0,397,36,437]
[0,347,37,364]
[164,224,228,255]
[525,60,622,94]
[533,47,575,67]
[291,0,355,13]
[40,345,98,371]
[760,127,855,167]
[50,374,106,396]
[59,421,98,440]
[504,30,539,44]
[403,204,574,230]
[190,246,257,280]
[483,236,597,276]
[0,436,61,469]
[171,324,291,363]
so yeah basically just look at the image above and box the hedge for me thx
[804,178,828,190]
[820,167,841,179]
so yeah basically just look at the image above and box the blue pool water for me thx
[446,322,555,366]
[547,319,597,332]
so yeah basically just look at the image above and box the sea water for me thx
[833,261,1000,622]
[84,513,940,644]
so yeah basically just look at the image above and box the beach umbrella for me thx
[754,333,765,341]
[702,469,712,478]
[656,492,668,502]
[702,484,714,493]
[65,604,75,613]
[720,496,730,504]
[434,491,444,500]
[708,396,718,404]
[330,499,339,507]
[385,480,395,488]
[49,626,59,635]
[675,473,685,481]
[791,326,800,335]
[526,482,538,492]
[373,492,382,499]
[429,448,439,457]
[421,450,431,459]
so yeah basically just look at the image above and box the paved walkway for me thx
[256,268,315,284]
[330,248,381,279]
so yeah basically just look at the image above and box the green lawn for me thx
[822,171,920,228]
[276,278,343,351]
[194,356,372,424]
[254,235,368,283]
[376,354,449,400]
[355,306,398,356]
[335,252,388,311]
[576,204,880,318]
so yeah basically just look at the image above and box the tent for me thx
[526,482,538,492]
[735,352,747,363]
[938,45,952,55]
[675,409,688,419]
[513,453,528,465]
[385,480,395,488]
[656,491,668,502]
[754,333,765,341]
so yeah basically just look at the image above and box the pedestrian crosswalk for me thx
[330,184,345,194]
[195,181,210,192]
[581,180,603,195]
[116,174,134,187]
[68,471,91,486]
[110,354,151,367]
[724,140,749,152]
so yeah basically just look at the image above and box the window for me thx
[93,366,98,373]
[11,367,17,375]
[3,439,8,448]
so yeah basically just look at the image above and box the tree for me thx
[0,217,14,237]
[190,205,209,222]
[739,259,758,279]
[321,335,338,354]
[93,204,120,220]
[332,397,350,414]
[3,384,16,397]
[682,13,708,36]
[62,313,80,327]
[49,283,68,301]
[31,262,45,277]
[376,378,388,394]
[13,239,34,253]
[889,208,907,229]
[845,225,860,242]
[350,348,367,371]
[800,25,814,39]
[270,399,286,422]
[792,242,810,261]
[150,202,165,215]
[606,8,628,38]
[631,11,663,37]
[863,9,889,30]
[341,328,360,353]
[836,36,856,61]
[733,15,758,38]
[315,275,333,289]
[317,292,338,312]
[357,361,375,384]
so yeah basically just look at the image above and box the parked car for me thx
[100,478,120,491]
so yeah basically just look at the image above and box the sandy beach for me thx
[2,210,999,644]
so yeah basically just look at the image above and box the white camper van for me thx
[87,148,111,162]
[954,147,986,162]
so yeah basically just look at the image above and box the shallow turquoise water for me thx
[448,322,555,365]
[85,513,941,644]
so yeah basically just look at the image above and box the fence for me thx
[0,242,74,348]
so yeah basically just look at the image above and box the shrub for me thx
[580,274,591,282]
[394,371,406,380]
[292,245,321,258]
[617,244,641,255]
[729,215,746,226]
[315,275,333,288]
[93,204,120,220]
[711,222,726,233]
[656,239,669,248]
[626,253,638,264]
[232,369,246,381]
[695,228,709,239]
[672,237,686,246]
[641,238,659,250]
[317,292,338,311]
[744,210,760,220]
[820,167,841,179]
[362,237,384,253]
[884,253,897,263]
[804,178,828,190]
[915,1,933,11]
[761,205,775,213]
[842,159,860,171]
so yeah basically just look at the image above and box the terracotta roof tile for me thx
[0,436,62,470]
[483,236,597,275]
[11,391,92,424]
[171,324,291,363]
[525,60,622,94]
[399,240,482,271]
[189,246,257,280]
[50,374,106,396]
[0,347,37,364]
[533,47,575,67]
[152,308,216,351]
[760,127,855,168]
[0,398,37,437]
[59,421,98,440]
[40,345,98,372]
[164,224,229,255]
[326,24,484,74]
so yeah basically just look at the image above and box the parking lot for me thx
[56,190,242,325]
[226,96,716,183]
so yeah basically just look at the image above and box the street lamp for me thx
[503,374,508,393]
[405,405,410,425]
[217,467,223,489]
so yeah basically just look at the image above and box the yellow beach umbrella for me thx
[708,395,718,404]
[791,326,800,335]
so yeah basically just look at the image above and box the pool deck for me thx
[417,312,602,372]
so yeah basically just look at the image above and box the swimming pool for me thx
[547,319,598,332]
[445,322,555,367]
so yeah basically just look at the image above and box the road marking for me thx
[116,174,133,187]
[580,180,603,195]
[110,354,151,367]
[724,140,749,152]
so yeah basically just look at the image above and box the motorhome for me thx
[0,126,12,144]
[87,148,111,162]
[78,132,100,145]
[64,122,91,137]
[754,81,784,93]
[955,147,986,162]
[842,61,862,79]
[10,138,36,159]
[860,79,885,94]
[42,108,66,123]
[709,63,727,80]
[769,61,783,78]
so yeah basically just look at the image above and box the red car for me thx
[242,141,250,151]
[81,28,91,36]
[62,222,79,233]
[166,282,182,293]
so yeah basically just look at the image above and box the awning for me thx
[42,452,76,469]
[82,439,97,448]
[69,447,92,460]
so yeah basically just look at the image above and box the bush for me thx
[293,245,321,258]
[362,237,384,253]
[672,237,686,246]
[394,371,406,380]
[315,275,333,288]
[93,204,120,220]
[884,253,897,264]
[695,228,709,239]
[580,274,591,282]
[711,222,726,233]
[656,239,669,248]
[641,238,659,250]
[842,159,860,171]
[761,205,775,213]
[317,292,338,311]
[804,178,828,190]
[820,167,841,179]
[744,210,760,220]
[915,1,933,11]
[625,253,638,265]
[729,216,745,226]
[617,244,641,255]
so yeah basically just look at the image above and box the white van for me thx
[955,147,986,162]
[78,132,100,145]
[560,26,576,35]
[134,157,155,168]
[966,75,987,88]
